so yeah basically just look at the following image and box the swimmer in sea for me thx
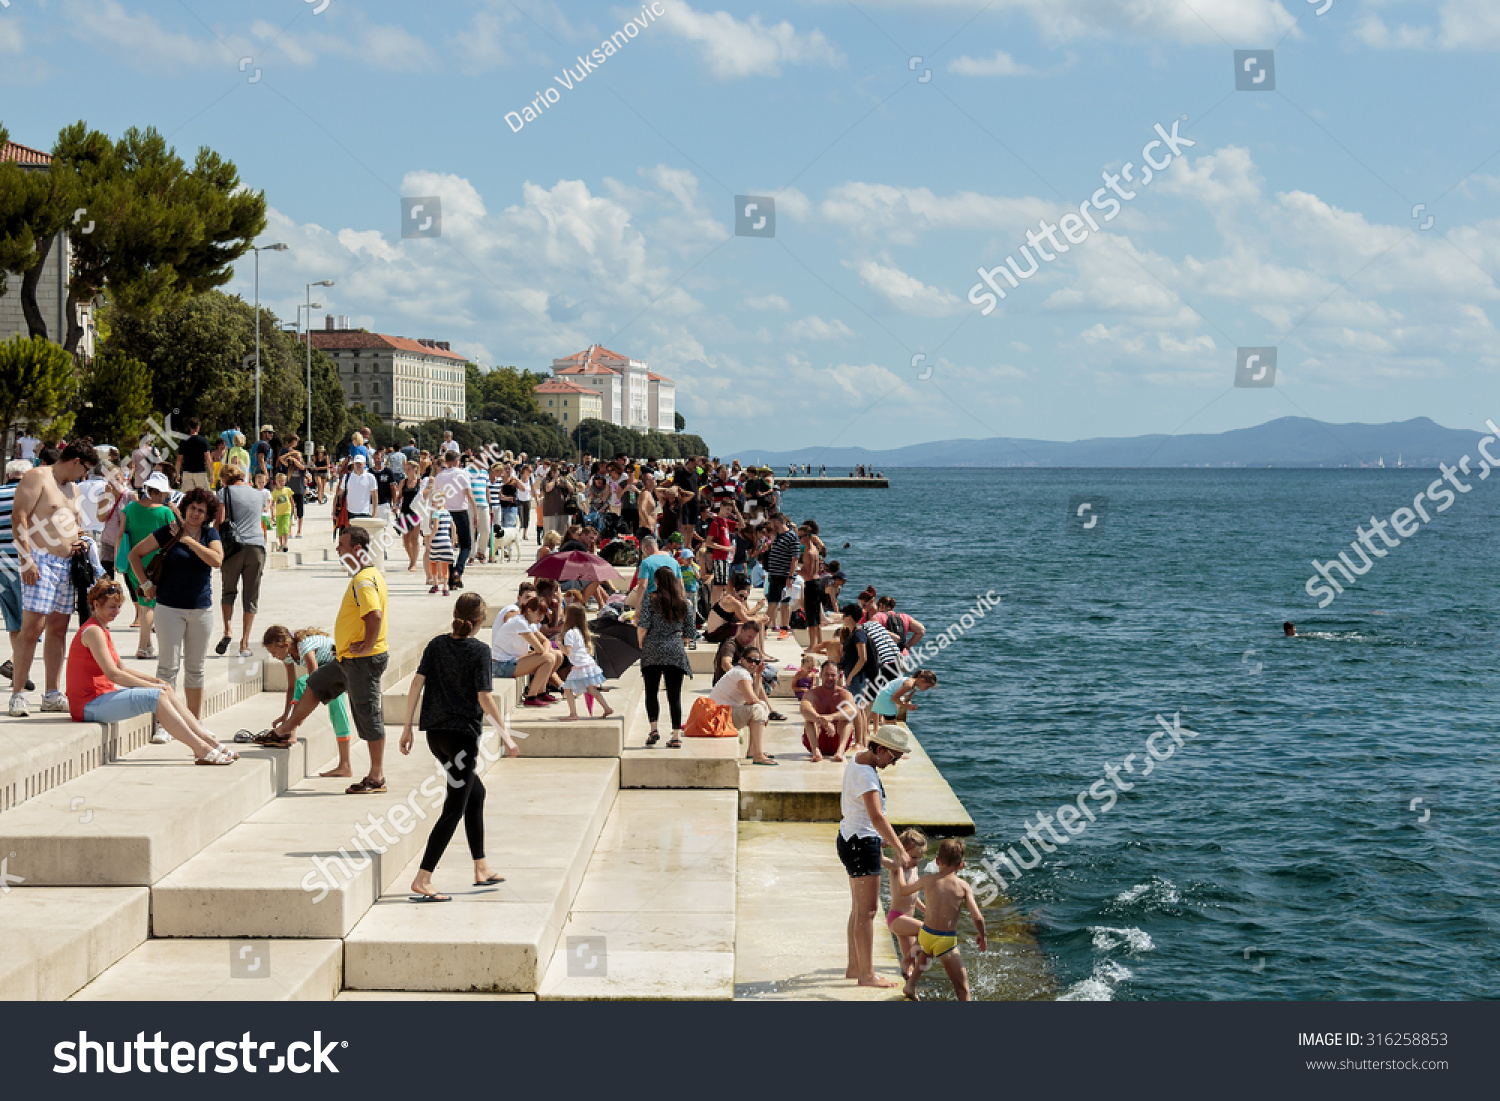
[1284,622,1297,637]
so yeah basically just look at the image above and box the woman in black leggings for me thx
[398,592,519,901]
[637,567,694,748]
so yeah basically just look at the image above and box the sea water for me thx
[787,468,1500,1000]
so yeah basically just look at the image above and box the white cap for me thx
[350,454,366,465]
[145,472,171,492]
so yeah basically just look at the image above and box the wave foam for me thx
[1090,925,1155,954]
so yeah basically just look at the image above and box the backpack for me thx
[881,612,909,651]
[789,608,807,630]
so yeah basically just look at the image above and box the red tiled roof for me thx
[552,344,673,383]
[536,379,598,396]
[306,331,467,362]
[1,140,52,166]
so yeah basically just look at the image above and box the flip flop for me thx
[408,893,451,903]
[215,636,232,656]
[473,875,506,886]
[752,759,780,766]
[233,729,256,743]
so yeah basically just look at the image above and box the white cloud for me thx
[745,294,790,311]
[786,315,854,340]
[1356,1,1500,51]
[822,183,1054,245]
[835,0,1295,46]
[847,257,963,316]
[947,50,1035,76]
[62,0,436,72]
[656,3,843,78]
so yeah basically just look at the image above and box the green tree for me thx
[0,335,80,443]
[675,410,685,432]
[76,349,153,447]
[0,124,83,341]
[0,120,265,355]
[480,365,547,411]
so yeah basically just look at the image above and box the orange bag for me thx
[683,696,736,738]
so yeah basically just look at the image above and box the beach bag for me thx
[789,609,807,630]
[683,696,736,738]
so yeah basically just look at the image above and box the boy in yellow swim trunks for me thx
[895,837,986,1000]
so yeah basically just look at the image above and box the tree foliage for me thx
[0,335,80,442]
[675,410,686,431]
[0,119,265,354]
[76,349,153,448]
[571,418,708,461]
[101,290,346,450]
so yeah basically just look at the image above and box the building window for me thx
[372,402,381,415]
[353,364,359,373]
[563,412,568,422]
[373,382,381,394]
[353,382,361,395]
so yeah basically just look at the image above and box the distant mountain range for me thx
[730,416,1493,469]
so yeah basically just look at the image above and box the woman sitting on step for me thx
[66,579,238,765]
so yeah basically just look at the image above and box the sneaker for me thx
[441,588,449,597]
[151,727,171,744]
[777,628,790,639]
[450,576,464,590]
[429,585,439,594]
[0,660,34,691]
[523,696,548,708]
[41,691,68,713]
[8,693,29,717]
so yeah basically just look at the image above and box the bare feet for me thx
[559,714,581,721]
[809,752,824,763]
[832,753,845,762]
[860,974,900,988]
[320,766,354,777]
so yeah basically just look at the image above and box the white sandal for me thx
[195,745,237,766]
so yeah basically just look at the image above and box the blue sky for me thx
[5,0,1500,453]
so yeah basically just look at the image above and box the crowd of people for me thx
[3,425,967,995]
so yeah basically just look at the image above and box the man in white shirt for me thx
[343,455,378,519]
[16,434,41,464]
[440,431,460,455]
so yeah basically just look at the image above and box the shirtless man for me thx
[799,521,825,649]
[10,439,97,715]
[799,660,855,762]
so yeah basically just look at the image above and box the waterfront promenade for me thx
[0,506,1036,1001]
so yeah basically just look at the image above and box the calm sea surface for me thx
[784,468,1500,1000]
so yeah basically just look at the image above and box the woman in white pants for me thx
[127,487,223,718]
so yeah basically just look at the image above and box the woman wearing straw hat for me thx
[839,723,913,989]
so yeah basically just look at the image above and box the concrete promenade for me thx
[0,502,1037,1001]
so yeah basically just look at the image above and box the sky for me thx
[5,0,1500,453]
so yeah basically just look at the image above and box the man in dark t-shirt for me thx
[175,418,212,492]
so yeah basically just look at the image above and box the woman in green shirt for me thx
[115,473,179,659]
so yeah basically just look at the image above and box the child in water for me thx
[896,838,987,1001]
[883,827,930,978]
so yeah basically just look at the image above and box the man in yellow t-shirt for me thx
[274,527,390,794]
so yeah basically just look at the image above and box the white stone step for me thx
[0,693,339,886]
[72,938,343,1001]
[342,758,618,993]
[538,790,737,1000]
[152,724,524,939]
[734,821,902,1000]
[0,887,149,1000]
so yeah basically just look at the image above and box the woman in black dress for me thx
[399,464,423,571]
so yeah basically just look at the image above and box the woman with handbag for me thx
[637,567,693,748]
[114,472,178,659]
[127,487,223,718]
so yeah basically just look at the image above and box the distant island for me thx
[731,416,1491,469]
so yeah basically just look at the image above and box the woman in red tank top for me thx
[69,579,237,765]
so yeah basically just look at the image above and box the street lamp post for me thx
[306,280,335,454]
[252,243,288,435]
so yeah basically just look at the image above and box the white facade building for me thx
[550,344,674,432]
